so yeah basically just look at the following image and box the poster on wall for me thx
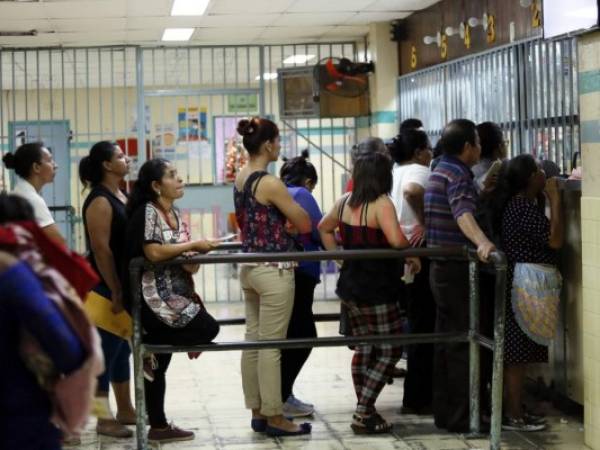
[178,107,208,142]
[227,94,258,114]
[153,123,177,159]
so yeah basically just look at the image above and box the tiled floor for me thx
[72,303,587,450]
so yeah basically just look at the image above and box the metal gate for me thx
[398,37,579,173]
[0,42,363,302]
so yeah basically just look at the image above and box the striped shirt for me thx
[425,154,478,248]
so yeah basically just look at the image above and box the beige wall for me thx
[368,21,399,139]
[580,30,600,449]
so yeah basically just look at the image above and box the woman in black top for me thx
[80,141,136,438]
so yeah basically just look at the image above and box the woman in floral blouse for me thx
[126,158,219,444]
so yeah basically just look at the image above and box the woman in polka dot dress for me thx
[499,154,563,432]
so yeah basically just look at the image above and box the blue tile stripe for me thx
[580,70,600,95]
[372,110,398,124]
[581,120,600,144]
[356,111,397,128]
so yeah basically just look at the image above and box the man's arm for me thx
[457,213,495,262]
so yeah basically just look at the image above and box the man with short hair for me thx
[424,119,496,432]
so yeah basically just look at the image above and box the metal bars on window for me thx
[0,46,138,250]
[398,38,579,173]
[0,43,358,302]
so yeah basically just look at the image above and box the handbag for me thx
[511,263,562,346]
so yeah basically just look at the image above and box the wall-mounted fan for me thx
[313,57,375,99]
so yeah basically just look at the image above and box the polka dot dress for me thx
[501,195,557,364]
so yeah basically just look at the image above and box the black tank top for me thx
[82,185,128,291]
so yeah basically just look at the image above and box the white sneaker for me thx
[282,395,314,417]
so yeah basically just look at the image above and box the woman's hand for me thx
[405,256,421,275]
[190,240,218,253]
[482,174,499,193]
[409,225,425,248]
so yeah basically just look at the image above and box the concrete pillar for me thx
[579,30,600,450]
[366,21,399,140]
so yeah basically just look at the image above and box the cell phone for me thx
[211,233,237,243]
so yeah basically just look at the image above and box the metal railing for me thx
[129,246,507,450]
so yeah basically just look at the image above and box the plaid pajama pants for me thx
[345,300,404,415]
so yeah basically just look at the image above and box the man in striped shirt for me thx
[424,119,496,433]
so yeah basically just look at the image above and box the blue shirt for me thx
[0,261,85,450]
[425,154,478,248]
[288,185,323,280]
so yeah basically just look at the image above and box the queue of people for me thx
[0,113,564,449]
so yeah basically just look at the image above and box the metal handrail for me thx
[129,246,507,450]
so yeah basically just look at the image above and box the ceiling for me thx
[0,0,440,47]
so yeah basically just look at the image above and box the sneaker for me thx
[522,404,547,425]
[502,416,546,432]
[524,411,547,425]
[148,423,195,443]
[283,395,314,417]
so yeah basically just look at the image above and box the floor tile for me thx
[78,303,588,450]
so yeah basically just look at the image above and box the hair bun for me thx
[2,152,15,169]
[300,148,310,159]
[237,118,258,137]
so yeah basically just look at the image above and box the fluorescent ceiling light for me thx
[283,54,315,64]
[162,28,195,41]
[255,73,278,81]
[171,0,210,16]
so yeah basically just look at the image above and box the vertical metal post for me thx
[258,46,266,117]
[135,47,146,167]
[468,258,481,434]
[0,50,5,190]
[490,258,507,450]
[130,264,148,450]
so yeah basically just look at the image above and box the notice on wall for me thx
[178,107,208,142]
[153,123,177,158]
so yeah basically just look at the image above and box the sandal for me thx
[96,419,133,438]
[116,411,137,425]
[351,412,393,434]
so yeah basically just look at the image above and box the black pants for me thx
[430,260,470,432]
[281,270,318,402]
[403,258,436,411]
[142,302,220,428]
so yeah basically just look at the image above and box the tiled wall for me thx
[580,31,600,449]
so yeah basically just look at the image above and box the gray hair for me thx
[350,137,388,165]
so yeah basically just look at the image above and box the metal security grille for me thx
[0,42,361,302]
[398,38,579,173]
[0,46,139,250]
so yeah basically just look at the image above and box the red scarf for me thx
[0,221,98,298]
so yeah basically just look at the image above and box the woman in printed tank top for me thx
[233,117,312,437]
